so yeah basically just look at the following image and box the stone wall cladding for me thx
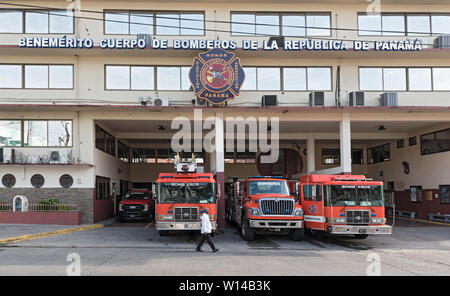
[0,188,94,224]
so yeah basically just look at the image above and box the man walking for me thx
[196,207,219,252]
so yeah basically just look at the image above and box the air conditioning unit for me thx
[136,34,151,47]
[49,150,68,164]
[309,92,324,106]
[195,97,207,106]
[380,92,398,107]
[262,95,278,107]
[2,148,15,163]
[348,92,365,106]
[268,36,285,48]
[434,36,450,49]
[152,98,169,107]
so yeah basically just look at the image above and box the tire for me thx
[290,228,305,241]
[159,230,170,237]
[354,234,369,239]
[241,216,256,241]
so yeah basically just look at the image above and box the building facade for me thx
[0,0,450,224]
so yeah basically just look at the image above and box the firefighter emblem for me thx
[189,48,245,105]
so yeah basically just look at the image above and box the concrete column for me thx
[306,135,316,173]
[340,113,352,174]
[214,113,225,228]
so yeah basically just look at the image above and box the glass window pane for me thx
[306,14,330,36]
[106,66,130,90]
[241,67,256,90]
[49,10,73,34]
[231,13,255,35]
[257,68,280,91]
[105,12,129,34]
[157,67,180,90]
[383,68,406,91]
[130,13,153,34]
[433,68,450,90]
[256,14,279,36]
[49,65,73,89]
[308,67,331,91]
[131,66,154,90]
[0,65,22,88]
[436,129,450,152]
[421,133,435,154]
[360,68,383,91]
[180,13,204,35]
[358,14,381,35]
[408,68,432,91]
[0,121,21,147]
[156,13,179,35]
[407,15,430,36]
[382,15,405,36]
[431,15,450,35]
[0,10,23,33]
[283,68,306,90]
[181,67,191,90]
[24,121,47,146]
[25,65,48,89]
[48,121,72,146]
[282,14,305,36]
[25,10,49,33]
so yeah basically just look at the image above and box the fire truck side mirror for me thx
[152,183,156,198]
[216,183,221,200]
[294,182,300,199]
[235,181,241,196]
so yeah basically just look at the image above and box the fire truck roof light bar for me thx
[249,176,284,179]
[333,178,374,181]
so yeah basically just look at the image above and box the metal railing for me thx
[0,203,12,212]
[29,203,77,212]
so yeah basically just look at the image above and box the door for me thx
[302,184,325,230]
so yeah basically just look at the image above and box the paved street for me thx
[0,219,449,276]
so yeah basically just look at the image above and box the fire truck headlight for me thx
[142,205,148,211]
[157,215,173,220]
[248,208,261,216]
[294,209,304,216]
[334,218,346,224]
[371,218,385,224]
[119,204,124,211]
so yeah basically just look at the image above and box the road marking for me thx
[0,224,103,246]
[145,222,154,229]
[390,216,450,226]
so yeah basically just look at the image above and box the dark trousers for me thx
[196,233,216,251]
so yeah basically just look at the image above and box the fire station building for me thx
[0,0,450,225]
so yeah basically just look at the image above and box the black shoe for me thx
[212,248,219,253]
[196,249,203,252]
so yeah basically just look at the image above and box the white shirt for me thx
[201,213,213,234]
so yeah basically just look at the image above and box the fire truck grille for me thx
[259,199,294,215]
[174,207,199,222]
[346,210,370,225]
[123,204,144,211]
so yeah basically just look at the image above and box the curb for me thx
[391,216,450,226]
[0,224,103,246]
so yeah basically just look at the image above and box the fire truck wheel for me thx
[159,230,170,237]
[290,228,305,241]
[241,217,256,241]
[354,234,369,239]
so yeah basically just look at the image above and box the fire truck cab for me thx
[153,153,217,236]
[226,176,305,241]
[300,174,393,239]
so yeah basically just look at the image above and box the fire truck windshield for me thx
[324,185,384,207]
[124,192,149,200]
[248,180,290,195]
[157,182,215,204]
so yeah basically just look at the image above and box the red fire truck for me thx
[153,154,217,236]
[300,174,392,239]
[226,176,305,241]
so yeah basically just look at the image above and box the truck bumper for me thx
[249,219,303,229]
[327,224,393,235]
[119,211,150,220]
[156,221,218,231]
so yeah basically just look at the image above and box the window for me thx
[421,128,450,155]
[321,148,339,164]
[359,67,406,91]
[257,68,280,91]
[410,185,422,203]
[23,120,72,147]
[132,148,156,163]
[397,139,404,149]
[359,68,383,91]
[241,67,257,90]
[439,185,450,204]
[409,136,417,146]
[95,125,116,156]
[0,121,21,147]
[383,68,406,91]
[25,10,73,34]
[433,68,450,91]
[157,149,171,163]
[96,176,111,200]
[368,143,390,164]
[231,12,330,36]
[352,149,364,165]
[130,12,153,34]
[235,150,256,164]
[407,15,430,36]
[118,141,130,163]
[358,14,381,36]
[283,68,307,91]
[308,67,332,91]
[224,151,235,163]
[303,184,322,201]
[0,10,23,33]
[408,68,432,91]
[105,11,129,34]
[431,15,450,35]
[0,65,22,88]
[382,15,405,36]
[105,66,154,90]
